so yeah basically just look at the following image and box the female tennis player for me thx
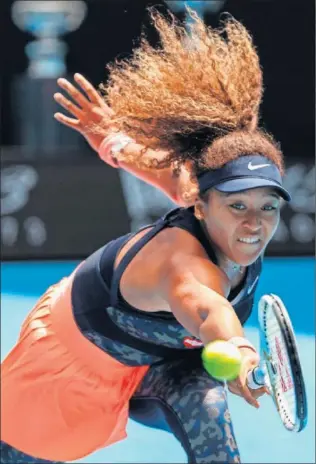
[1,10,291,464]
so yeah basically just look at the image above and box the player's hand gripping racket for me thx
[247,294,308,432]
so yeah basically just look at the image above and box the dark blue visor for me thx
[197,155,291,201]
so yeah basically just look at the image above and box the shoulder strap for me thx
[110,209,180,307]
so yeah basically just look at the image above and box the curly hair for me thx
[100,8,284,176]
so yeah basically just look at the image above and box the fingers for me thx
[239,383,260,408]
[258,385,271,396]
[54,92,83,119]
[228,379,260,408]
[54,112,81,130]
[249,386,270,399]
[74,73,106,107]
[57,78,89,110]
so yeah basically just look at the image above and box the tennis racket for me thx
[246,294,308,432]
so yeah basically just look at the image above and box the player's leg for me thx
[0,442,63,463]
[130,355,241,464]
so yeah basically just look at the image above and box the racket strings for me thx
[263,310,296,427]
[259,294,307,432]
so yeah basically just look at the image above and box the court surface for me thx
[1,258,315,463]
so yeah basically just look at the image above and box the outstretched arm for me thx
[157,235,267,408]
[54,74,196,206]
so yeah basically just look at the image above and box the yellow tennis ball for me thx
[202,340,242,381]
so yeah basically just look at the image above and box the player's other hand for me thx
[227,347,269,408]
[54,73,115,152]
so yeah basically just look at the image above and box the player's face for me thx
[201,187,281,266]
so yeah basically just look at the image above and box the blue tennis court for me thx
[1,258,315,463]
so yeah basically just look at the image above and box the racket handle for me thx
[247,366,266,389]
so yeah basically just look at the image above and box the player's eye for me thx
[262,205,278,211]
[230,203,246,210]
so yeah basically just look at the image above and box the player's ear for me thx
[194,200,205,221]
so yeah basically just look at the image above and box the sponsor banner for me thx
[1,156,314,259]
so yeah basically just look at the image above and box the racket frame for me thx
[248,294,308,432]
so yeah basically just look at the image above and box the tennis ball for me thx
[202,340,242,381]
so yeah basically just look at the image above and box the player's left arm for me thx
[54,74,196,206]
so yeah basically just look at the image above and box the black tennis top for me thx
[71,207,261,362]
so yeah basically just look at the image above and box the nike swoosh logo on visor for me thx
[248,162,271,170]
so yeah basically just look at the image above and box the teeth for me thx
[238,237,260,244]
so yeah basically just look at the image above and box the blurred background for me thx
[1,0,315,259]
[1,0,315,463]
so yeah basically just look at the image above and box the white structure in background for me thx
[165,1,227,26]
[11,0,87,78]
[119,171,176,231]
[11,1,87,149]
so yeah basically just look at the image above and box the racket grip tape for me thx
[247,366,266,389]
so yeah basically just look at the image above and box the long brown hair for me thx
[100,8,284,177]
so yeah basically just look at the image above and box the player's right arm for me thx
[159,244,265,407]
[161,250,244,344]
[53,74,196,206]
